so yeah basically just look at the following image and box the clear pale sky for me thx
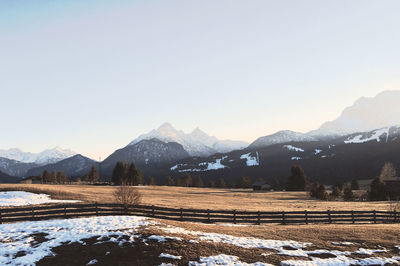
[1,0,400,160]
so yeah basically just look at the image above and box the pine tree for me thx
[271,178,280,191]
[42,170,50,184]
[57,171,67,184]
[316,184,328,200]
[148,176,156,186]
[50,171,57,184]
[216,178,226,188]
[193,176,204,187]
[181,173,192,187]
[286,165,308,191]
[209,180,215,187]
[351,179,359,190]
[112,162,126,185]
[235,176,252,188]
[126,163,141,185]
[369,177,387,201]
[165,176,175,186]
[88,166,99,184]
[343,186,354,201]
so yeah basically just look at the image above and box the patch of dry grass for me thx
[0,184,395,211]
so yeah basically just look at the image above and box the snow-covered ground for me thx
[189,254,272,265]
[0,216,151,265]
[0,215,399,265]
[0,191,80,207]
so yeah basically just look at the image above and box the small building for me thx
[252,181,271,191]
[20,176,42,184]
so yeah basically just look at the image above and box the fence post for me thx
[95,202,98,216]
[373,210,376,224]
[352,210,355,224]
[328,210,332,224]
[152,205,155,218]
[0,210,2,224]
[180,208,183,221]
[207,209,210,223]
[233,210,236,224]
[282,211,286,225]
[64,205,67,218]
[31,207,35,221]
[305,210,308,224]
[394,210,397,223]
[257,211,261,225]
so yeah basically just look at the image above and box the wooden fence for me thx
[0,203,399,225]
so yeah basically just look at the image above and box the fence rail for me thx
[0,203,398,225]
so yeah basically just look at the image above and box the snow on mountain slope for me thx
[344,127,393,144]
[240,152,259,166]
[249,130,317,149]
[283,145,304,152]
[0,147,77,165]
[309,90,400,137]
[129,123,248,157]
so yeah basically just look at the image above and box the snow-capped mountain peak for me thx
[309,90,400,137]
[0,147,77,165]
[129,123,249,157]
[249,130,317,149]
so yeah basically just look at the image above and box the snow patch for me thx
[189,254,272,266]
[291,157,302,161]
[0,191,80,207]
[283,145,304,152]
[159,253,182,260]
[87,259,98,265]
[159,226,310,250]
[240,152,259,166]
[148,235,182,242]
[281,256,399,265]
[314,149,322,155]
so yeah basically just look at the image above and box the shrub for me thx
[113,182,142,206]
[343,186,354,201]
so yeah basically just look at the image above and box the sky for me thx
[1,0,400,160]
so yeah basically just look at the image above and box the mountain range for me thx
[0,147,77,165]
[1,90,399,185]
[129,123,249,157]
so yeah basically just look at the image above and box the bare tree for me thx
[113,182,142,206]
[379,162,397,181]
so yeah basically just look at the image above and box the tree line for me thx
[39,165,99,184]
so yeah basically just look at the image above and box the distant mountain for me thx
[159,125,400,186]
[309,90,400,137]
[26,154,97,177]
[129,123,248,157]
[249,130,317,149]
[101,138,189,176]
[0,170,19,183]
[0,147,77,165]
[0,157,39,177]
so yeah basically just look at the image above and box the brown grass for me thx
[0,184,395,211]
[35,220,400,265]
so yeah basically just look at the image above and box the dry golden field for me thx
[0,184,395,211]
